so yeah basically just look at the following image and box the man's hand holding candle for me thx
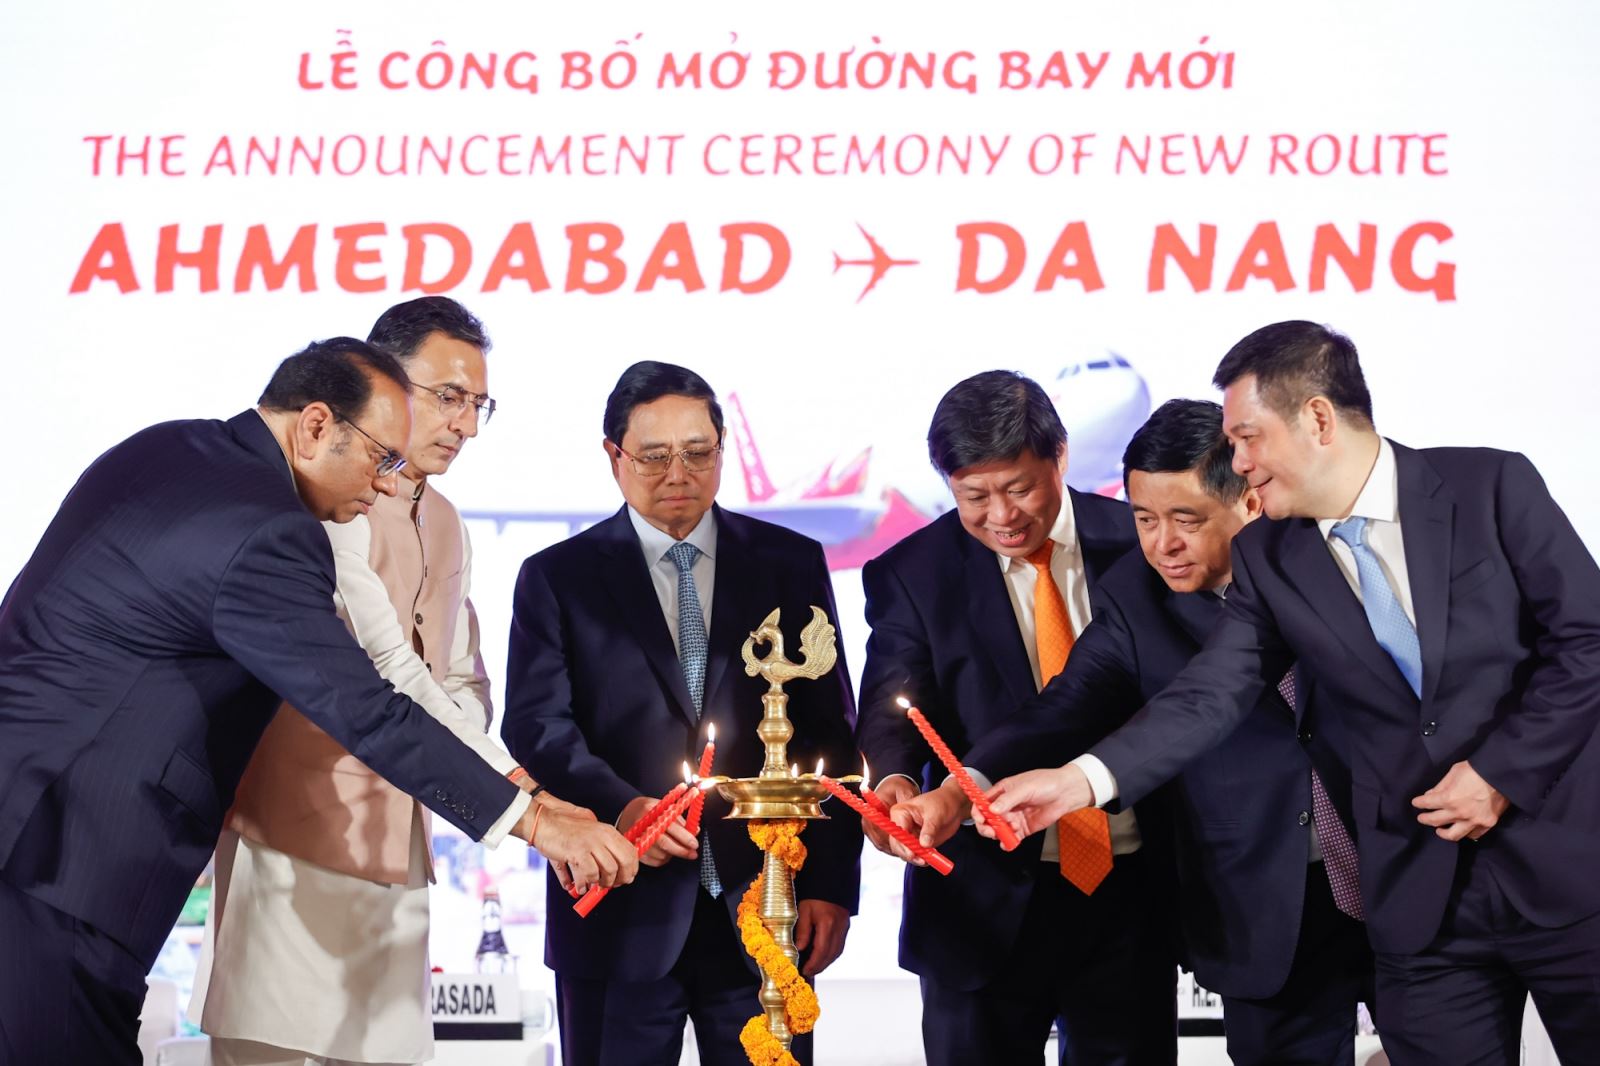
[860,775,921,857]
[890,777,972,856]
[520,806,640,893]
[976,764,1095,842]
[617,794,700,867]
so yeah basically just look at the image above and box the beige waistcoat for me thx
[228,482,470,885]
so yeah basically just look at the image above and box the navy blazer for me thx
[0,412,519,966]
[855,489,1138,988]
[1092,443,1600,954]
[966,550,1354,998]
[503,505,863,983]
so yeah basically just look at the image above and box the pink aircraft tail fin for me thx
[725,392,777,503]
[799,446,872,499]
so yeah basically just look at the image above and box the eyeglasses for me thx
[614,443,722,477]
[413,382,496,425]
[339,417,408,478]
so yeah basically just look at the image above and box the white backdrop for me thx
[4,0,1597,1057]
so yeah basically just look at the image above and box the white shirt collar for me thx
[1318,437,1399,538]
[998,491,1078,572]
[628,505,718,566]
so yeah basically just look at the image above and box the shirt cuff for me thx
[481,790,533,848]
[876,773,921,795]
[1069,754,1118,807]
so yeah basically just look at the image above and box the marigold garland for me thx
[736,819,820,1066]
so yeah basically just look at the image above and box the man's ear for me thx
[1305,396,1339,446]
[1238,485,1264,523]
[295,402,339,459]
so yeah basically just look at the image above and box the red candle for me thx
[697,722,717,777]
[897,696,1020,852]
[817,774,954,876]
[624,782,688,844]
[684,725,716,837]
[859,757,893,817]
[575,784,704,918]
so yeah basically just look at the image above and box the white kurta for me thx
[189,499,513,1063]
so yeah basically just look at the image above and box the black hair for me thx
[1122,398,1246,504]
[366,296,490,361]
[257,337,410,420]
[602,361,725,445]
[1212,320,1373,427]
[926,370,1067,477]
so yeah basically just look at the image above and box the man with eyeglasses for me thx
[0,336,637,1065]
[190,299,582,1066]
[502,361,863,1066]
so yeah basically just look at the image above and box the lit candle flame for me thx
[791,763,798,778]
[895,696,912,710]
[815,758,824,778]
[707,722,716,743]
[682,760,692,784]
[861,756,871,790]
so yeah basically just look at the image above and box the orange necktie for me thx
[1026,541,1113,895]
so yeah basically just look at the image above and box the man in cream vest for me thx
[190,298,585,1065]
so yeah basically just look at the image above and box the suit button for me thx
[415,613,425,625]
[1422,721,1438,736]
[1297,810,1310,826]
[435,789,448,801]
[1297,730,1312,744]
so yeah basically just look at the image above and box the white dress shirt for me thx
[629,505,718,654]
[973,498,1142,858]
[1318,437,1415,625]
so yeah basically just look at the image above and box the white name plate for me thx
[431,972,522,1040]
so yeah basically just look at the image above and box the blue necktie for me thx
[1329,516,1423,698]
[667,541,721,898]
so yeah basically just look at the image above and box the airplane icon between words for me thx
[832,224,918,303]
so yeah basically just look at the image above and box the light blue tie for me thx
[1329,516,1423,698]
[667,541,721,898]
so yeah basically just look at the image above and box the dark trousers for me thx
[1221,862,1376,1066]
[557,885,809,1066]
[919,851,1177,1066]
[0,873,149,1066]
[1374,846,1600,1066]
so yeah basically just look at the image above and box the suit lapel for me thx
[703,507,753,718]
[1393,443,1452,709]
[595,507,699,729]
[1068,488,1128,596]
[958,524,1037,709]
[1280,518,1418,704]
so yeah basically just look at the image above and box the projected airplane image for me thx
[462,352,1152,571]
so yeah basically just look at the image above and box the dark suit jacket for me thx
[966,550,1355,998]
[503,504,862,983]
[0,412,519,966]
[1092,443,1600,955]
[854,489,1138,988]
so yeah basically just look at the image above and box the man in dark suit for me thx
[984,322,1600,1065]
[854,370,1173,1066]
[903,398,1374,1065]
[0,338,636,1065]
[502,361,862,1066]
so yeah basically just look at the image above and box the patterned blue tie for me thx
[1329,516,1423,698]
[667,541,721,898]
